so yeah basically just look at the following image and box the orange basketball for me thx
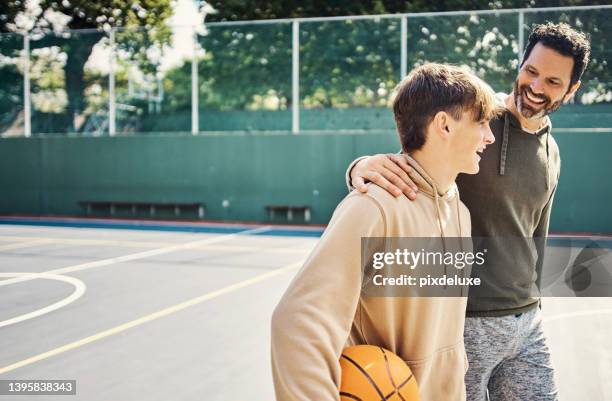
[340,345,420,401]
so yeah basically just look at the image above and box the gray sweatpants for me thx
[464,307,559,401]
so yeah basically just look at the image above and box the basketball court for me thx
[0,220,611,400]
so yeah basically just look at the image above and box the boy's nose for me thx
[484,124,495,144]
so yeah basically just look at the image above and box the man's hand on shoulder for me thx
[350,154,418,200]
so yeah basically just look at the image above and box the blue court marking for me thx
[252,228,322,238]
[1,217,610,243]
[548,236,612,249]
[0,217,325,237]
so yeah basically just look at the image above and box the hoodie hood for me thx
[402,155,465,285]
[403,155,459,202]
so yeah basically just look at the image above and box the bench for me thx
[265,205,311,223]
[79,200,205,219]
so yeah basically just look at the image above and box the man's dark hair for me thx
[392,63,499,153]
[521,22,591,88]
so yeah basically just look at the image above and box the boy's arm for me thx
[271,194,385,401]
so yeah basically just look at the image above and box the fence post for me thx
[518,10,525,68]
[192,26,199,135]
[109,28,116,136]
[292,20,300,134]
[23,33,31,137]
[401,16,407,80]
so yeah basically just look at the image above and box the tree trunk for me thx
[63,35,100,132]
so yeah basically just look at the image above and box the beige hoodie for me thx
[271,156,471,401]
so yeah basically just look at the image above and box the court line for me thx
[0,259,303,375]
[200,244,310,254]
[0,273,86,328]
[0,235,170,248]
[543,309,612,323]
[0,239,52,252]
[0,236,311,253]
[0,226,271,288]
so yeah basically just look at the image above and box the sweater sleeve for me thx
[533,182,558,292]
[271,194,385,401]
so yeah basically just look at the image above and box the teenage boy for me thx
[346,23,591,400]
[271,63,499,401]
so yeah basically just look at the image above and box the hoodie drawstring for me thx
[545,129,550,191]
[499,113,510,176]
[433,185,465,293]
[455,192,466,296]
[432,188,448,281]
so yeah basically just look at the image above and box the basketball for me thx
[340,345,420,401]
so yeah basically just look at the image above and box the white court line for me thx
[0,235,169,248]
[0,259,303,375]
[0,239,52,252]
[0,226,271,288]
[0,273,86,328]
[543,309,612,323]
[0,235,311,253]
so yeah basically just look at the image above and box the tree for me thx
[0,2,28,133]
[0,1,27,33]
[28,0,174,132]
[191,0,609,113]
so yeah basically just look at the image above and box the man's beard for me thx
[513,79,563,120]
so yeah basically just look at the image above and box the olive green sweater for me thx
[457,109,560,317]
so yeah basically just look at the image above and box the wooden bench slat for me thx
[79,200,205,219]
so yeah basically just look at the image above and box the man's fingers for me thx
[384,156,418,199]
[352,176,369,193]
[379,168,417,200]
[383,158,418,192]
[364,171,402,197]
[388,154,415,179]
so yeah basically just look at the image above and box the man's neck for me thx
[410,150,456,195]
[505,92,548,132]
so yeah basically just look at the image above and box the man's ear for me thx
[564,80,581,103]
[432,111,451,139]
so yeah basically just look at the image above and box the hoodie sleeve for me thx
[533,184,557,238]
[533,180,559,291]
[271,194,385,401]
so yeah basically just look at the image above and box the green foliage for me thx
[2,1,610,134]
[176,1,609,114]
[38,0,173,30]
[25,0,175,132]
[207,0,612,21]
[0,1,27,33]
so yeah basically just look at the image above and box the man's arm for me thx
[271,194,384,401]
[346,154,418,199]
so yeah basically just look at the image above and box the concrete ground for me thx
[0,224,610,400]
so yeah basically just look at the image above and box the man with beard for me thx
[345,23,591,400]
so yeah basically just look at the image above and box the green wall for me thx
[0,130,611,233]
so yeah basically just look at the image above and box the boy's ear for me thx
[433,111,451,139]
